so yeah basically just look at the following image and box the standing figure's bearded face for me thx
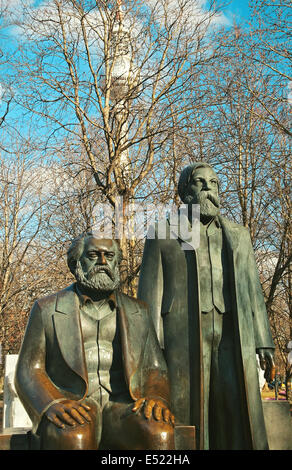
[184,167,220,218]
[74,238,121,295]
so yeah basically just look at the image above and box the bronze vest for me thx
[80,299,126,407]
[197,219,231,313]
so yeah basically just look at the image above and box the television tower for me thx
[110,0,132,171]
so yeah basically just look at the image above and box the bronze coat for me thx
[15,284,170,433]
[138,214,275,450]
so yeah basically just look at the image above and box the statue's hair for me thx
[178,162,218,202]
[67,232,123,274]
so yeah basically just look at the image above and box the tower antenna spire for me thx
[116,0,124,23]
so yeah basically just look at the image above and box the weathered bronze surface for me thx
[138,162,275,450]
[15,236,175,450]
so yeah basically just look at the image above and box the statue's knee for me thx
[140,419,175,450]
[100,403,175,450]
[39,418,98,450]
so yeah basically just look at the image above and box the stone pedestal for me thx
[0,428,30,450]
[3,355,32,429]
[263,400,292,450]
[174,426,196,450]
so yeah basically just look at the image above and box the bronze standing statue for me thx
[138,162,275,450]
[15,235,175,450]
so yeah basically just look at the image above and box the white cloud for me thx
[4,0,229,43]
[144,0,230,30]
[0,0,34,17]
[2,0,230,106]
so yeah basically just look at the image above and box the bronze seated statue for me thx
[15,234,175,450]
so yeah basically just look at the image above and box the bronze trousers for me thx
[201,309,251,450]
[36,396,174,450]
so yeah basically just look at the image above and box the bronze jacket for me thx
[138,214,275,450]
[15,284,170,433]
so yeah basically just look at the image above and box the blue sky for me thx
[227,0,251,18]
[223,0,253,25]
[0,0,280,150]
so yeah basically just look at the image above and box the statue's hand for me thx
[257,348,275,382]
[132,397,175,426]
[45,399,91,429]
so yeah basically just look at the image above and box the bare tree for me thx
[0,151,44,355]
[0,2,17,141]
[0,1,289,386]
[247,0,291,137]
[166,21,291,381]
[8,0,227,280]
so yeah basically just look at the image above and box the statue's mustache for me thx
[87,265,114,281]
[199,192,220,208]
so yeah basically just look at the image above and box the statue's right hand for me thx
[45,400,91,429]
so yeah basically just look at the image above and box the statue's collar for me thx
[168,212,240,252]
[75,284,117,310]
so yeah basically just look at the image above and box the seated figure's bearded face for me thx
[184,167,220,218]
[74,238,121,295]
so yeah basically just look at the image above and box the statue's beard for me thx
[74,261,120,295]
[185,191,220,218]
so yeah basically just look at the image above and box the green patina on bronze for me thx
[138,162,275,450]
[15,236,175,450]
